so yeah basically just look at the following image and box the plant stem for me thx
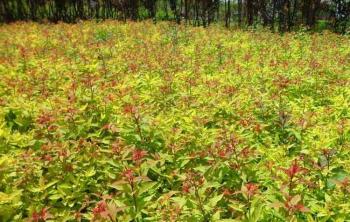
[130,182,138,213]
[133,114,144,143]
[194,184,209,222]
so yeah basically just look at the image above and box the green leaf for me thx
[0,190,22,204]
[85,168,96,177]
[207,194,223,208]
[49,194,62,200]
[29,180,59,193]
[171,196,187,208]
[138,182,157,195]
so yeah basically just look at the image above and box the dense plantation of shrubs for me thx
[0,21,349,221]
[1,0,350,33]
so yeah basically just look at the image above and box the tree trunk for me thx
[246,0,254,26]
[238,0,242,26]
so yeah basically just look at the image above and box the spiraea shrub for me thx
[0,21,349,221]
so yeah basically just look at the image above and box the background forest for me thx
[0,0,349,33]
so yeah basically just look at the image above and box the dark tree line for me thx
[0,0,349,33]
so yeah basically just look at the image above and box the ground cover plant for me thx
[0,21,349,221]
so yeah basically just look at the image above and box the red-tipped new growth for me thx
[245,182,259,197]
[132,148,147,163]
[123,168,134,184]
[283,160,303,179]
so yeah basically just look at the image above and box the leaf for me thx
[143,193,155,202]
[0,156,11,168]
[85,168,96,177]
[228,201,245,212]
[134,176,152,183]
[299,205,310,213]
[0,190,22,204]
[171,196,187,208]
[290,195,301,205]
[207,194,223,208]
[194,165,208,173]
[179,159,190,168]
[249,199,264,222]
[109,180,129,190]
[106,160,120,168]
[49,194,62,200]
[287,128,301,141]
[269,201,284,209]
[318,155,328,168]
[29,180,59,193]
[79,104,88,111]
[306,215,315,222]
[138,182,157,195]
[160,191,179,201]
[107,202,127,219]
[203,182,221,189]
[212,210,221,221]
